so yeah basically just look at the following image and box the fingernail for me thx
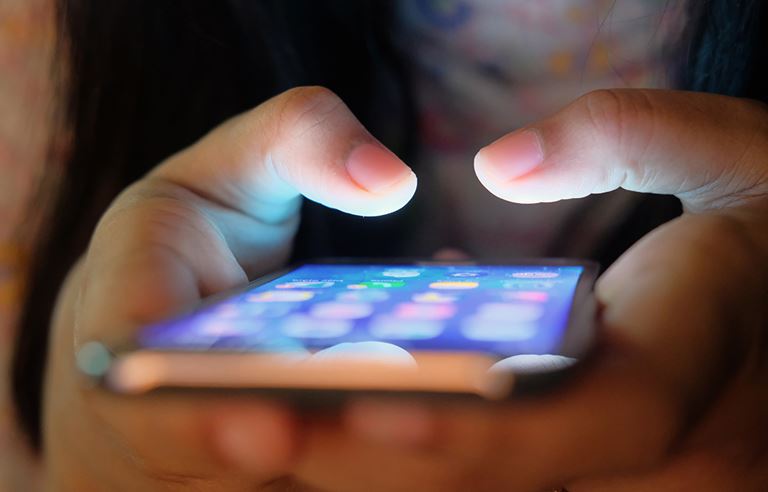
[213,408,294,473]
[476,129,544,181]
[346,400,434,447]
[346,143,414,193]
[216,419,258,470]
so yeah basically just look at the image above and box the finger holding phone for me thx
[44,86,418,490]
[46,87,768,492]
[323,90,768,491]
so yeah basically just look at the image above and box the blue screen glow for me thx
[139,263,584,358]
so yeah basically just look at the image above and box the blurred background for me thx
[0,0,51,489]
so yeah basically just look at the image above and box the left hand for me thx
[290,90,768,491]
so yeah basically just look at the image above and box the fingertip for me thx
[345,399,435,448]
[473,148,499,195]
[211,402,299,476]
[358,169,418,217]
[346,143,413,194]
[473,153,520,204]
[336,174,417,218]
[340,143,418,217]
[475,130,552,203]
[475,130,544,181]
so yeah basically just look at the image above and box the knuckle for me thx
[577,89,657,187]
[577,89,626,141]
[687,96,768,209]
[94,180,218,257]
[274,85,346,137]
[578,89,647,143]
[580,89,624,130]
[281,85,339,105]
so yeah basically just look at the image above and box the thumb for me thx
[474,89,768,212]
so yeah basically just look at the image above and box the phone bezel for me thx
[87,258,599,400]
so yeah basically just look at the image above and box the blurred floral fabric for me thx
[0,0,52,489]
[395,0,687,258]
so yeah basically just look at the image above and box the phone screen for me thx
[137,263,587,360]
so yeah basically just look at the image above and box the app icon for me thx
[236,302,297,318]
[449,271,488,278]
[275,280,335,289]
[502,280,556,290]
[247,291,314,302]
[198,318,264,337]
[281,314,352,338]
[369,316,444,340]
[510,271,560,279]
[381,269,421,278]
[212,302,297,319]
[502,291,549,302]
[412,292,457,304]
[310,302,374,320]
[337,290,390,302]
[476,303,543,322]
[160,328,220,348]
[429,281,479,290]
[359,280,406,289]
[212,303,242,318]
[394,302,456,320]
[461,317,537,342]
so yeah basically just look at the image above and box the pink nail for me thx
[345,143,413,193]
[212,407,294,473]
[346,400,434,447]
[477,129,544,181]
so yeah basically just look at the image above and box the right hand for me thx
[43,86,416,491]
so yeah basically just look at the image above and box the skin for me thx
[42,87,768,491]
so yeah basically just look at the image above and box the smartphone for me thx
[78,259,599,401]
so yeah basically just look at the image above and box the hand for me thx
[43,86,417,491]
[298,90,768,491]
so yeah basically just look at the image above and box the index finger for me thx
[61,87,417,484]
[474,89,768,212]
[154,85,417,220]
[81,86,416,341]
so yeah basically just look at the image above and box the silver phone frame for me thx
[81,258,600,400]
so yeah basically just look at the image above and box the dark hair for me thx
[11,0,767,451]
